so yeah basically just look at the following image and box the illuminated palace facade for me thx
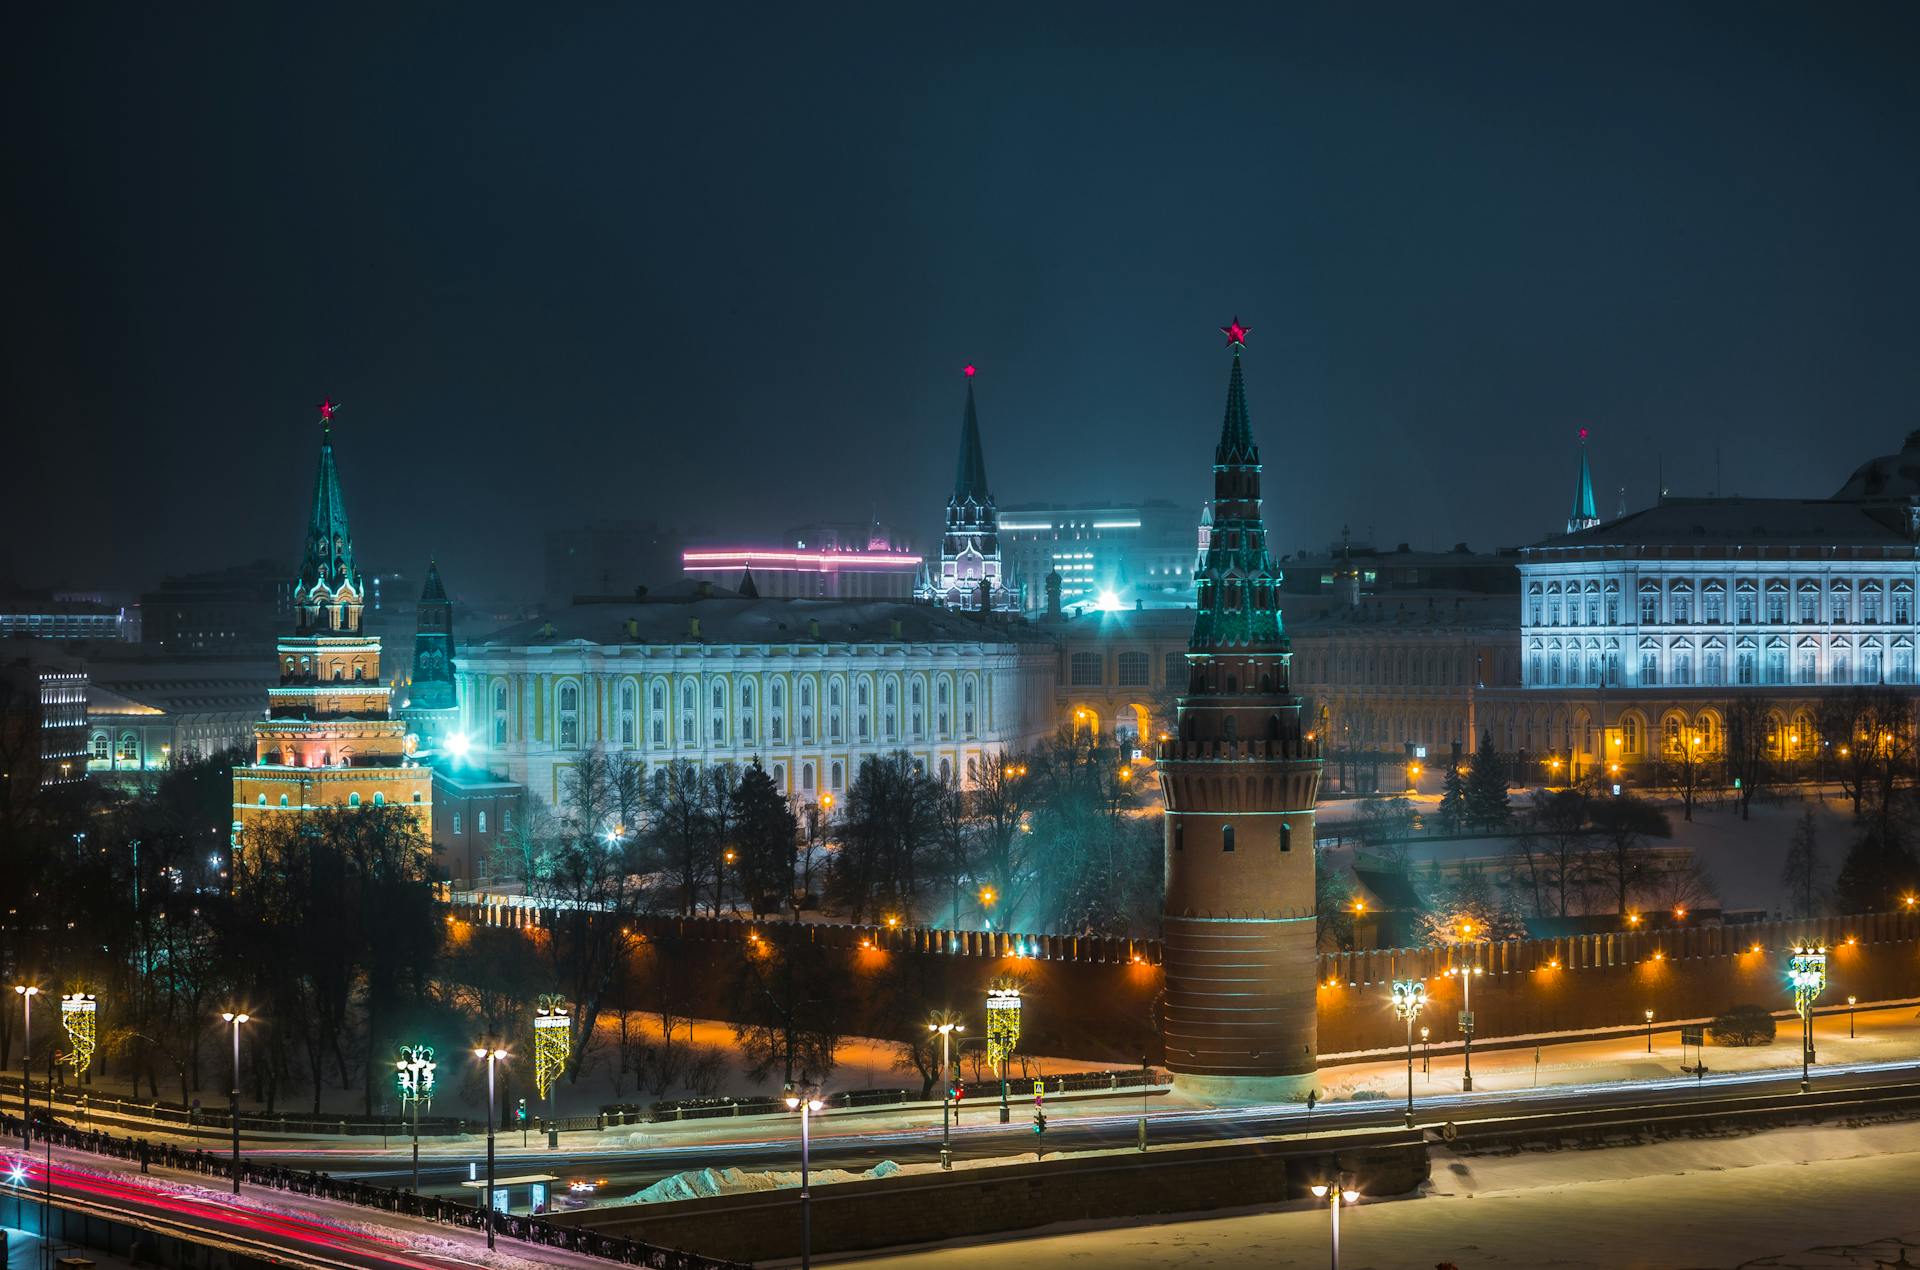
[231,406,432,846]
[1499,432,1920,775]
[1157,323,1323,1097]
[456,587,1055,806]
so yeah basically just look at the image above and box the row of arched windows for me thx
[491,670,984,751]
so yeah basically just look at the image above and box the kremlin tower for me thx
[919,365,1018,612]
[231,402,431,855]
[1156,321,1324,1099]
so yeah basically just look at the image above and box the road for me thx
[243,1052,1920,1206]
[0,1152,566,1270]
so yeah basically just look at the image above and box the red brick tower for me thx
[1157,320,1323,1099]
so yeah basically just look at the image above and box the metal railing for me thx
[3,1110,748,1270]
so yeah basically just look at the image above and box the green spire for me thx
[952,374,992,504]
[298,426,357,595]
[1568,434,1599,532]
[419,558,448,603]
[1216,349,1257,464]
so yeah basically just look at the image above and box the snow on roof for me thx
[478,595,1047,649]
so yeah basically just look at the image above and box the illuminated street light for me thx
[14,985,39,1146]
[445,731,471,761]
[1310,1175,1361,1270]
[1444,955,1485,1092]
[1390,980,1426,1128]
[1848,994,1858,1038]
[986,986,1022,1125]
[929,1015,965,1170]
[784,1084,825,1270]
[471,1045,509,1248]
[59,993,96,1078]
[1788,946,1828,1094]
[395,1045,436,1192]
[1644,1008,1655,1054]
[220,1010,251,1193]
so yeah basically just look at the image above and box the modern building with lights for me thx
[918,367,1019,613]
[1157,322,1323,1098]
[231,405,432,848]
[1000,500,1198,613]
[455,580,1054,807]
[682,548,923,600]
[1494,430,1920,778]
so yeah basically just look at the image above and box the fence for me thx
[0,1109,748,1270]
[443,900,1161,966]
[1314,910,1920,987]
[0,1078,467,1138]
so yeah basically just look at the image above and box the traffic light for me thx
[1032,1079,1046,1135]
[954,1080,966,1103]
[516,1097,528,1125]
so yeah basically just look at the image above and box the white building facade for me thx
[1504,434,1920,775]
[457,593,1057,807]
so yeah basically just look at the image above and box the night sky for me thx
[8,4,1920,605]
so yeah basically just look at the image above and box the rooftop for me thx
[478,587,1046,649]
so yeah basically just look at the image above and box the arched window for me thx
[493,682,509,745]
[830,760,844,789]
[558,682,580,747]
[257,794,267,806]
[1280,823,1292,852]
[89,733,110,761]
[118,733,139,763]
[477,810,486,832]
[620,682,637,746]
[1221,823,1236,852]
[373,792,385,805]
[279,794,289,807]
[349,792,362,807]
[802,762,815,790]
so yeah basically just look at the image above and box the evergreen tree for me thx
[1779,808,1825,919]
[1437,760,1468,834]
[732,760,800,917]
[1464,731,1511,831]
[1834,823,1920,915]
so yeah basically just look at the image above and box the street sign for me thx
[1681,1026,1704,1047]
[1459,1010,1474,1030]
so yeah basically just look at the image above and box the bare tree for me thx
[1590,794,1672,916]
[1724,696,1772,821]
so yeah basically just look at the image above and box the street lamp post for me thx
[1309,1177,1359,1270]
[1390,981,1426,1128]
[1446,935,1483,1092]
[784,1085,823,1270]
[220,1011,250,1194]
[1848,994,1857,1038]
[14,986,38,1147]
[1645,1008,1655,1054]
[472,1046,508,1248]
[1788,946,1828,1094]
[929,1017,963,1170]
[395,1046,436,1193]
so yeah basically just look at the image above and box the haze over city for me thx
[11,4,1920,601]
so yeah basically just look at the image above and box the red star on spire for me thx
[963,364,976,378]
[318,398,339,422]
[1579,426,1589,441]
[1220,317,1250,348]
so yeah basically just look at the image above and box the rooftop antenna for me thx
[1616,485,1627,519]
[1715,444,1722,499]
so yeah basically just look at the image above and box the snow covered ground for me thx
[838,1119,1920,1269]
[1321,788,1861,915]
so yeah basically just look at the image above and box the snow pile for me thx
[618,1150,1049,1206]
